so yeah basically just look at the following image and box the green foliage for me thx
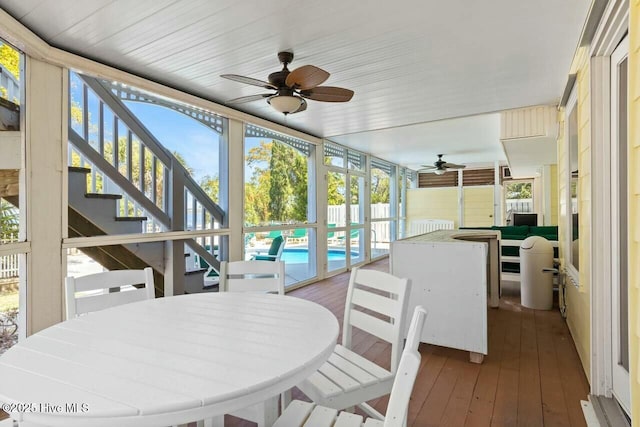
[0,43,20,105]
[327,172,346,205]
[506,182,532,199]
[370,168,390,203]
[268,143,291,220]
[244,140,309,225]
[199,174,219,203]
[0,199,18,241]
[0,44,19,81]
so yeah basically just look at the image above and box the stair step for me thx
[115,216,148,222]
[85,193,122,200]
[185,268,208,276]
[69,166,91,174]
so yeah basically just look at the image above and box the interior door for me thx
[610,34,630,414]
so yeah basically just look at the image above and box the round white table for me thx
[0,293,339,426]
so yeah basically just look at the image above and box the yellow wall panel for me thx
[406,188,459,228]
[463,186,494,227]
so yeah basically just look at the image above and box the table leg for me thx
[469,352,484,364]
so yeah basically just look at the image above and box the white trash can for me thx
[520,236,554,310]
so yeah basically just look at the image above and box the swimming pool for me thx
[280,248,358,263]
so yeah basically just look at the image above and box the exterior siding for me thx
[550,164,559,225]
[558,50,591,381]
[407,187,459,228]
[629,1,640,423]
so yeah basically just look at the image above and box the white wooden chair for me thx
[273,306,427,427]
[219,260,285,294]
[64,267,155,319]
[290,267,411,420]
[207,260,285,427]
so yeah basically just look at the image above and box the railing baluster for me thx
[140,144,145,196]
[82,83,89,141]
[152,156,157,206]
[91,168,97,193]
[191,194,197,231]
[127,130,133,182]
[99,101,104,156]
[112,117,118,166]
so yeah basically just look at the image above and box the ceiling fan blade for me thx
[419,165,436,169]
[289,97,307,114]
[443,163,466,169]
[285,65,330,90]
[220,74,277,89]
[225,93,273,104]
[300,86,354,102]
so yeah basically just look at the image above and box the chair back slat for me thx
[65,267,155,319]
[342,267,411,372]
[351,288,400,317]
[349,310,395,344]
[352,268,408,295]
[75,289,150,316]
[221,260,285,294]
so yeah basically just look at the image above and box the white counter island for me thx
[390,229,501,363]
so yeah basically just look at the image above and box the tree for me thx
[506,182,532,199]
[370,168,390,204]
[327,172,346,205]
[0,44,19,81]
[199,174,219,203]
[268,142,293,221]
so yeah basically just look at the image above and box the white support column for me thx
[458,169,464,227]
[316,141,327,279]
[493,161,502,226]
[227,119,244,261]
[542,164,552,225]
[25,57,65,333]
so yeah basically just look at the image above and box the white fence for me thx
[327,204,394,243]
[506,198,533,213]
[0,253,18,279]
[0,235,19,279]
[408,219,455,236]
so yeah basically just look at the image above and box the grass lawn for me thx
[0,291,18,312]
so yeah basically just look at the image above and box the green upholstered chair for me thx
[252,235,286,261]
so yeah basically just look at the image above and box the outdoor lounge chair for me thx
[288,228,308,244]
[252,235,286,261]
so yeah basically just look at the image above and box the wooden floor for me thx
[1,258,590,426]
[224,257,590,427]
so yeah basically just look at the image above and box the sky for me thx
[124,102,219,183]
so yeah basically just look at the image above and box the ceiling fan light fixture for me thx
[268,95,302,114]
[434,169,446,175]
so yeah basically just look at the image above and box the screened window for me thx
[244,125,314,227]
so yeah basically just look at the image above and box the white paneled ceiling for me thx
[0,0,591,170]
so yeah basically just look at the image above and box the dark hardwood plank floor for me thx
[222,257,590,427]
[1,258,589,426]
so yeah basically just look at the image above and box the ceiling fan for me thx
[221,51,354,115]
[419,154,466,175]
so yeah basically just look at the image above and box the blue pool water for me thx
[280,248,357,263]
